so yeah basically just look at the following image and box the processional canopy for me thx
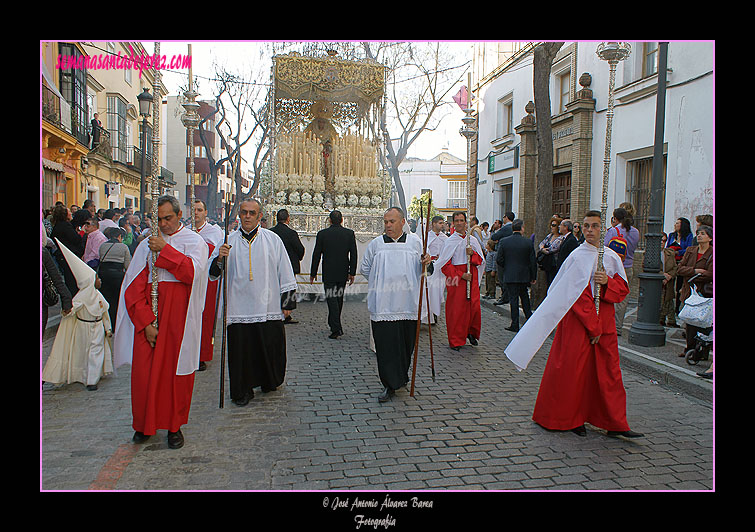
[269,50,389,227]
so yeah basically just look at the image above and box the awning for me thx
[42,158,65,172]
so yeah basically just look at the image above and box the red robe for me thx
[199,243,218,362]
[124,244,196,435]
[441,251,483,348]
[532,274,630,432]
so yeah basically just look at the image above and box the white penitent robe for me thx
[212,227,297,323]
[361,232,424,323]
[421,230,448,324]
[197,221,225,262]
[43,239,113,386]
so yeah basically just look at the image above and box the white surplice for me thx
[212,226,297,324]
[113,224,209,376]
[421,231,448,324]
[503,241,627,371]
[361,232,424,323]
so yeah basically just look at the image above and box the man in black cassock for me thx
[211,199,298,406]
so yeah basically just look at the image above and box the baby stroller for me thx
[678,273,713,366]
[685,328,712,365]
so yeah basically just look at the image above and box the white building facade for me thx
[472,41,714,242]
[396,148,468,222]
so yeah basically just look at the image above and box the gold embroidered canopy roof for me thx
[273,51,385,105]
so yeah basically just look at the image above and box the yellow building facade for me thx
[41,41,171,215]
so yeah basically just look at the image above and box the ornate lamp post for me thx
[630,42,669,346]
[594,42,631,314]
[182,44,201,230]
[459,74,477,300]
[137,87,153,214]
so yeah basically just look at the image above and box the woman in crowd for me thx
[676,225,713,359]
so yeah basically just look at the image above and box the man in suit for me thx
[496,219,537,332]
[490,211,515,306]
[556,219,579,269]
[270,209,305,324]
[310,210,358,339]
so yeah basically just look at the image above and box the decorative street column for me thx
[594,42,631,314]
[630,42,669,347]
[182,44,201,231]
[460,75,478,300]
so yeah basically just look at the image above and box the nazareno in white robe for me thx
[42,239,114,386]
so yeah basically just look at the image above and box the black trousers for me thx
[323,281,346,334]
[505,282,532,328]
[497,265,509,302]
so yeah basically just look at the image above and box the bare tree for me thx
[362,42,468,215]
[196,57,270,220]
[531,41,564,305]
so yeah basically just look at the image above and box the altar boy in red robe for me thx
[113,196,208,449]
[505,210,643,439]
[435,211,484,351]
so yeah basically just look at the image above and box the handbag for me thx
[678,286,713,328]
[43,268,59,307]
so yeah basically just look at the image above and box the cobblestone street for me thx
[41,295,714,494]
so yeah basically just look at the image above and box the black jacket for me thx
[556,233,579,269]
[490,222,513,250]
[310,224,358,285]
[496,232,537,284]
[269,222,306,275]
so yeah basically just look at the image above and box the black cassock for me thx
[371,319,416,391]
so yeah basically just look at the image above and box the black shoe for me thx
[450,345,462,351]
[571,425,587,437]
[337,329,344,336]
[167,429,184,449]
[284,317,299,324]
[132,431,150,444]
[86,384,98,391]
[697,371,713,380]
[197,361,207,371]
[377,387,395,403]
[607,430,644,438]
[261,386,277,393]
[328,332,340,339]
[467,334,478,346]
[493,299,506,306]
[232,390,254,406]
[505,325,519,332]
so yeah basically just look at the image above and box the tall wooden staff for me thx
[410,198,433,397]
[594,43,631,314]
[218,199,230,408]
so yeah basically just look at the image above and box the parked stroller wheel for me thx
[685,349,699,365]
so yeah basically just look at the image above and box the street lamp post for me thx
[137,87,153,214]
[630,42,669,347]
[595,42,631,314]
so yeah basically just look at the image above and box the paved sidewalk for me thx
[41,296,714,492]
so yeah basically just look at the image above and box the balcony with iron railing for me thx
[446,198,468,209]
[42,84,89,146]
